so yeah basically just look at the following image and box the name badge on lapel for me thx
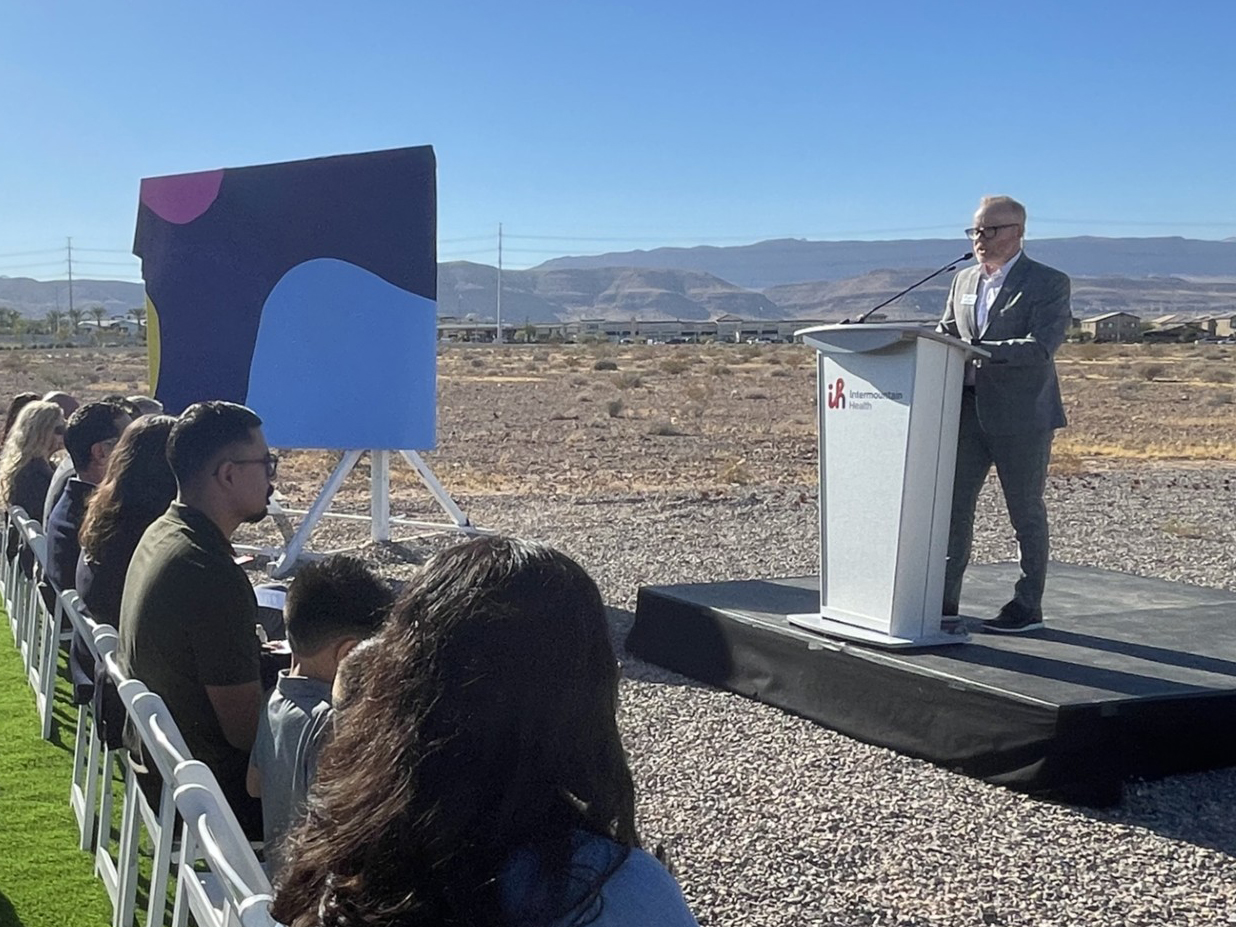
[961,294,977,306]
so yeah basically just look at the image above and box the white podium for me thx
[789,323,988,648]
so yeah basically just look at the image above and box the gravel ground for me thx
[234,466,1236,926]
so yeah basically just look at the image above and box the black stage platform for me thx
[627,563,1236,803]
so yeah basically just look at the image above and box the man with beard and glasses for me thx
[119,400,277,835]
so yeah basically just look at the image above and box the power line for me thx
[0,260,67,271]
[439,234,494,244]
[0,247,63,259]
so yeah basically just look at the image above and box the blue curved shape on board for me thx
[245,258,437,450]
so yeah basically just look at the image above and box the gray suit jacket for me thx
[938,254,1071,435]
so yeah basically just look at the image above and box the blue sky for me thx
[1,0,1233,280]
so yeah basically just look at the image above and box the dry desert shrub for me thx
[685,382,712,404]
[569,374,588,387]
[660,358,690,375]
[1138,363,1167,381]
[734,345,763,364]
[1205,367,1236,384]
[615,372,644,390]
[593,359,618,372]
[561,354,581,369]
[470,357,485,369]
[1049,451,1087,476]
[709,363,732,377]
[718,457,752,484]
[647,421,687,437]
[743,389,770,401]
[1159,517,1221,540]
[1206,391,1234,406]
[606,398,624,418]
[1068,342,1106,361]
[769,368,791,378]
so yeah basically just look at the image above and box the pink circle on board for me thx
[140,169,225,224]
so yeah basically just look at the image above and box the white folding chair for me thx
[171,762,277,927]
[95,650,147,927]
[66,590,117,851]
[114,679,195,927]
[7,509,37,657]
[0,507,14,618]
[3,505,28,640]
[16,516,63,741]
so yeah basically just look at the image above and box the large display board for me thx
[133,146,438,450]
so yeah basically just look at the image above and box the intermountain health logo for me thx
[826,376,905,411]
[826,377,846,409]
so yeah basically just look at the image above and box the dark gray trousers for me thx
[943,390,1054,616]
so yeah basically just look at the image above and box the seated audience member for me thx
[44,400,132,702]
[45,400,132,593]
[1,400,66,523]
[77,415,178,626]
[248,555,392,867]
[126,395,164,416]
[39,391,82,513]
[272,536,700,927]
[330,636,380,709]
[119,400,276,836]
[2,392,40,445]
[45,395,136,518]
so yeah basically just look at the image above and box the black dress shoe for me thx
[981,602,1044,634]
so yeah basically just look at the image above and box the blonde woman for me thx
[0,399,66,523]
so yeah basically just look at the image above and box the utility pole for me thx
[66,236,75,314]
[496,222,503,344]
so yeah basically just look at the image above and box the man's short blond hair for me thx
[978,195,1027,226]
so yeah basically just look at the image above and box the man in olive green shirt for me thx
[119,401,277,836]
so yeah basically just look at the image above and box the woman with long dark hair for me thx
[76,414,177,625]
[272,536,698,927]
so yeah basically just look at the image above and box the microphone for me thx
[847,252,974,324]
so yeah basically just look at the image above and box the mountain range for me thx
[3,236,1233,323]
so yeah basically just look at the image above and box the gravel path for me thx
[237,466,1236,926]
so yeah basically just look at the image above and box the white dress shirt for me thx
[975,250,1023,334]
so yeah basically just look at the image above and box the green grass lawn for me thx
[0,624,117,927]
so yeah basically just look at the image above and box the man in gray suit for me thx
[938,195,1071,633]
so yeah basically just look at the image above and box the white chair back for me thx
[17,514,62,740]
[171,763,277,927]
[64,589,118,853]
[107,661,193,927]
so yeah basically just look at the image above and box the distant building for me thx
[1080,311,1142,343]
[1142,322,1206,343]
[1212,314,1236,338]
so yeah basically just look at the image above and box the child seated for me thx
[247,555,392,867]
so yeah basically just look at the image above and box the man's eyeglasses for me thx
[965,224,1019,240]
[228,452,279,479]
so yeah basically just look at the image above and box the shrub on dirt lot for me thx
[647,421,687,436]
[606,398,624,417]
[1137,363,1166,381]
[615,372,643,389]
[593,359,618,371]
[660,358,690,375]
